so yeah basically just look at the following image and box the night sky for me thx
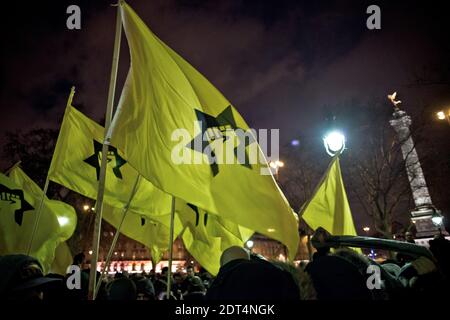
[1,1,449,230]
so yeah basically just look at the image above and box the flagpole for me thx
[166,195,176,299]
[88,2,122,300]
[26,176,50,255]
[306,234,313,261]
[26,86,77,256]
[94,174,141,298]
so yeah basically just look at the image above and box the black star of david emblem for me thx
[187,106,255,176]
[0,184,34,226]
[84,140,127,180]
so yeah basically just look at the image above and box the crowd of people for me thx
[0,234,449,301]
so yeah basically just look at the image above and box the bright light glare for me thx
[324,131,346,156]
[269,160,284,169]
[246,240,254,249]
[291,139,300,146]
[83,204,90,211]
[57,216,69,226]
[363,227,370,232]
[436,111,446,120]
[432,216,443,226]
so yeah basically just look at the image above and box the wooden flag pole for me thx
[26,176,49,255]
[93,175,141,298]
[166,195,176,299]
[88,2,122,300]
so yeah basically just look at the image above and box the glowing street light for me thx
[323,131,346,156]
[436,111,446,120]
[431,210,444,228]
[436,109,450,125]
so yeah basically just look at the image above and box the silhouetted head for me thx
[220,246,250,267]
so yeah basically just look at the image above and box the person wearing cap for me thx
[0,254,62,301]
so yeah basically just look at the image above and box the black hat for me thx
[0,254,62,296]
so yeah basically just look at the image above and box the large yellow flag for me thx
[299,156,358,236]
[0,168,76,273]
[110,2,299,259]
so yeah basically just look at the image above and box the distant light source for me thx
[432,212,444,226]
[363,226,370,233]
[267,228,276,233]
[269,160,284,169]
[246,240,254,249]
[324,131,346,156]
[291,139,300,146]
[57,217,69,227]
[437,111,446,120]
[83,204,90,211]
[88,250,93,255]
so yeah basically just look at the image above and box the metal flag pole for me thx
[94,174,141,298]
[165,195,176,299]
[88,2,123,300]
[306,234,313,261]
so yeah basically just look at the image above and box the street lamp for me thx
[323,130,346,156]
[431,210,444,229]
[436,111,446,120]
[269,160,284,179]
[436,109,450,125]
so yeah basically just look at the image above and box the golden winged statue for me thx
[388,91,402,108]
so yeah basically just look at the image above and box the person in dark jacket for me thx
[206,246,300,300]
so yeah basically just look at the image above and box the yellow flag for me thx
[176,202,254,275]
[48,89,173,219]
[299,156,358,236]
[110,2,299,260]
[49,242,73,275]
[0,168,76,273]
[102,203,183,263]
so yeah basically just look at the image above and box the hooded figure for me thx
[0,254,62,300]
